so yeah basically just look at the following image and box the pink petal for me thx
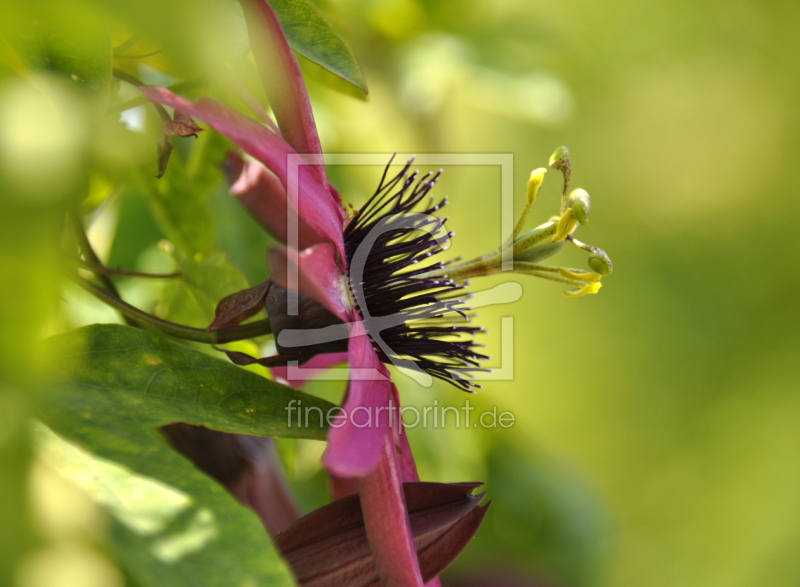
[388,386,444,586]
[358,435,425,587]
[323,321,393,477]
[239,0,329,189]
[141,87,345,256]
[270,351,349,388]
[269,243,351,322]
[227,151,324,249]
[327,383,421,499]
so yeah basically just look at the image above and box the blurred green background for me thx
[2,0,799,586]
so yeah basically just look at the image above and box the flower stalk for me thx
[67,273,272,344]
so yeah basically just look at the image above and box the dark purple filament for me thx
[343,155,488,392]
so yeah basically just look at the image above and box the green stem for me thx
[113,35,139,55]
[67,210,138,327]
[113,68,171,123]
[70,256,181,279]
[67,211,119,296]
[115,49,165,60]
[68,273,272,344]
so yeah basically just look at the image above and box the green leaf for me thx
[37,323,337,585]
[143,128,236,256]
[144,148,217,256]
[42,323,333,442]
[271,0,368,94]
[11,11,112,103]
[33,416,297,587]
[162,250,253,327]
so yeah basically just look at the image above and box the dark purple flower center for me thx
[343,156,488,392]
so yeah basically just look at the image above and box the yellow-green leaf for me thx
[271,0,368,94]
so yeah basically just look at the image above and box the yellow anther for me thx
[558,267,602,283]
[552,209,578,242]
[548,146,569,170]
[527,168,547,205]
[549,146,572,213]
[511,168,549,241]
[563,282,602,297]
[588,251,613,276]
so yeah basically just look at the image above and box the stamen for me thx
[564,282,602,297]
[549,145,572,214]
[343,156,488,392]
[567,236,614,276]
[567,188,591,225]
[509,168,547,242]
[419,146,613,297]
[552,208,578,242]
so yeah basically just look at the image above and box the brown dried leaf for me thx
[163,110,204,137]
[209,280,271,329]
[155,134,173,178]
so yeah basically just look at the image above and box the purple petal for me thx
[269,243,351,322]
[141,87,345,256]
[274,481,487,586]
[238,0,329,189]
[388,381,421,483]
[323,321,393,478]
[227,151,325,250]
[161,424,299,536]
[359,436,425,587]
[385,385,446,585]
[270,351,349,388]
[231,435,302,537]
[417,506,489,586]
